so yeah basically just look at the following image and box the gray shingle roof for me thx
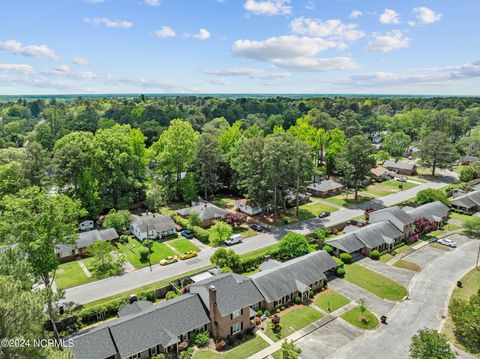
[117,300,153,317]
[369,206,413,231]
[327,232,366,253]
[307,179,343,193]
[176,203,229,221]
[383,160,416,171]
[251,251,337,303]
[451,190,480,209]
[404,201,449,222]
[55,228,118,255]
[70,293,210,359]
[462,155,480,163]
[130,213,176,233]
[190,273,263,317]
[259,259,282,271]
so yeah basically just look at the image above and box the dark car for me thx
[180,230,194,239]
[250,223,263,232]
[318,212,331,218]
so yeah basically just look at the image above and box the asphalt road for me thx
[326,238,478,359]
[63,173,456,305]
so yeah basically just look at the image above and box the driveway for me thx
[328,278,396,317]
[356,257,416,288]
[329,238,477,359]
[402,246,445,268]
[296,319,363,359]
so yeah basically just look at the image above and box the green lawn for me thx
[55,261,94,289]
[168,238,200,253]
[363,180,416,197]
[193,335,269,359]
[340,306,379,330]
[379,240,420,263]
[443,269,480,356]
[272,202,339,227]
[393,259,421,272]
[314,290,350,312]
[264,306,323,342]
[211,196,237,210]
[233,225,258,238]
[239,243,280,261]
[450,212,474,223]
[323,193,372,208]
[344,264,408,301]
[159,202,188,216]
[115,237,176,269]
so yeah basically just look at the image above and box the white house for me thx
[130,213,177,240]
[79,220,95,231]
[235,199,262,216]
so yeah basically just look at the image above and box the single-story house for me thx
[251,251,337,310]
[118,300,153,318]
[177,203,230,226]
[235,199,263,216]
[404,201,449,228]
[460,155,480,165]
[450,190,480,212]
[307,179,343,198]
[285,191,311,207]
[383,160,417,176]
[79,220,94,231]
[369,206,415,238]
[55,228,119,261]
[130,213,176,240]
[370,166,392,181]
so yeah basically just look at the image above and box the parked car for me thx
[180,230,194,239]
[318,212,330,218]
[159,256,178,265]
[437,238,456,248]
[224,234,242,246]
[249,223,263,232]
[179,251,198,260]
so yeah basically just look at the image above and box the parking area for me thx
[328,278,396,317]
[295,319,363,359]
[356,258,416,288]
[402,246,445,268]
[443,233,472,247]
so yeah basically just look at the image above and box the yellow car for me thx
[179,251,198,260]
[159,256,178,266]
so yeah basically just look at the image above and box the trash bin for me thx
[380,315,387,324]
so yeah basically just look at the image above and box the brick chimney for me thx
[208,285,220,338]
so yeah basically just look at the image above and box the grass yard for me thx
[314,290,350,312]
[379,240,420,263]
[233,225,257,238]
[408,176,428,183]
[443,269,480,357]
[393,259,421,272]
[363,180,416,197]
[168,238,200,253]
[239,243,280,261]
[324,193,372,208]
[340,306,379,330]
[211,196,237,210]
[115,237,176,269]
[450,212,474,224]
[159,202,188,216]
[193,335,269,359]
[344,264,408,301]
[264,306,323,342]
[55,261,94,289]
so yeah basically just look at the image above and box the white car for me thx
[224,234,242,246]
[437,238,456,248]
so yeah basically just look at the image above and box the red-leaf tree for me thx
[225,212,247,228]
[414,217,437,235]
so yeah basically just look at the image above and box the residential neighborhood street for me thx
[63,173,456,305]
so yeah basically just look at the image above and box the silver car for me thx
[437,238,456,248]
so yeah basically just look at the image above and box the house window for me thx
[231,322,242,335]
[149,346,158,356]
[251,302,260,310]
[129,354,140,359]
[232,309,241,319]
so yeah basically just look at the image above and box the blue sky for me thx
[0,0,479,95]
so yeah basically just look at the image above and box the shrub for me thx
[294,296,302,305]
[193,331,210,347]
[210,248,241,272]
[257,309,263,316]
[137,290,156,302]
[139,248,150,263]
[339,253,352,264]
[336,267,346,277]
[119,234,130,244]
[180,348,193,359]
[333,257,344,268]
[255,317,262,325]
[215,339,226,351]
[173,215,191,230]
[77,297,126,325]
[308,290,314,298]
[314,228,332,240]
[192,226,210,244]
[370,250,380,260]
[165,291,178,300]
[264,309,271,317]
[323,245,333,254]
[178,342,189,352]
[279,232,310,258]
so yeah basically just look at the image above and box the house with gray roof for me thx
[55,228,119,261]
[450,190,480,212]
[177,203,230,226]
[117,300,153,317]
[369,206,415,237]
[307,179,343,198]
[460,155,480,165]
[251,251,337,310]
[404,201,449,227]
[130,213,176,240]
[383,160,417,175]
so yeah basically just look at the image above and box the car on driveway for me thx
[159,256,178,265]
[318,212,330,218]
[249,223,263,232]
[180,230,194,239]
[437,238,456,248]
[224,234,242,246]
[179,251,198,260]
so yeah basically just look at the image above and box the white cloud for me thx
[349,10,362,19]
[144,0,161,6]
[305,1,314,10]
[201,67,290,79]
[0,40,58,60]
[56,64,70,73]
[192,28,211,40]
[290,17,365,44]
[379,9,400,24]
[72,56,91,66]
[365,30,410,53]
[413,7,442,25]
[0,64,34,74]
[154,26,176,38]
[208,78,229,85]
[244,0,292,16]
[84,0,106,4]
[84,17,133,29]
